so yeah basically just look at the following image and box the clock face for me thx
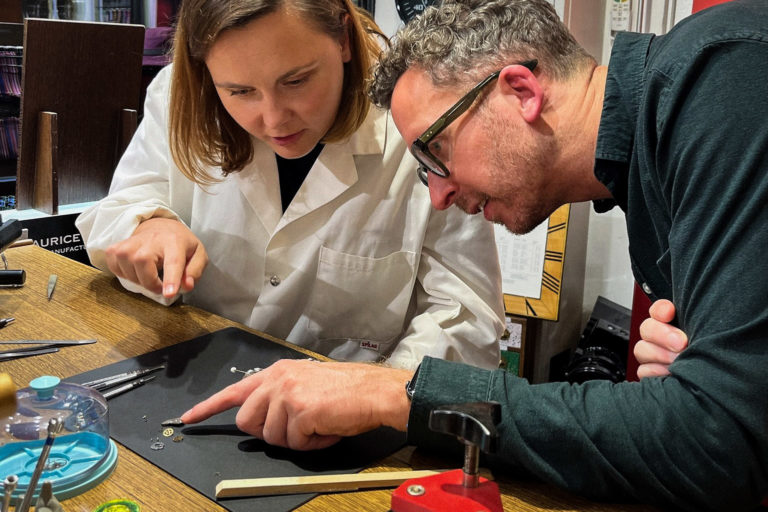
[395,0,437,23]
[502,204,570,321]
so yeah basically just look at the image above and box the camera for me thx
[564,297,630,384]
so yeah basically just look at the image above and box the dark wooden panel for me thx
[16,18,144,209]
[0,1,22,24]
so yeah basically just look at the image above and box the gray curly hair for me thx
[368,0,594,108]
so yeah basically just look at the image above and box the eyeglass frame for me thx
[412,59,538,186]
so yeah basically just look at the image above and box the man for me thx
[184,1,768,510]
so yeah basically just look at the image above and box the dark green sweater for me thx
[407,1,768,510]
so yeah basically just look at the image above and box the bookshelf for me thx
[0,22,22,208]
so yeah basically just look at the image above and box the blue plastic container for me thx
[0,376,118,500]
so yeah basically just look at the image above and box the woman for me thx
[76,0,505,370]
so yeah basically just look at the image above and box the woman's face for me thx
[205,8,351,158]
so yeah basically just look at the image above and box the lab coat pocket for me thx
[307,246,417,347]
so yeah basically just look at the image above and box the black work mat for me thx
[67,327,406,512]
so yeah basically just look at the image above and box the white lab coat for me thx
[77,66,505,370]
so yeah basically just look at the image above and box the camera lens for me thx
[564,345,626,384]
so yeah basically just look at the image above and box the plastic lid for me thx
[29,376,61,400]
[5,378,108,441]
[2,378,111,466]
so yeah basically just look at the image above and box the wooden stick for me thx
[33,111,59,215]
[215,469,447,498]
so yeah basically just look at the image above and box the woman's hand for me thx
[104,217,208,298]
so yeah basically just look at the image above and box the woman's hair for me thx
[169,0,384,184]
[369,0,594,109]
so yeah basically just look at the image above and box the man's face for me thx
[391,68,558,235]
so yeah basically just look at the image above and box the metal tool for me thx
[0,318,14,329]
[80,364,165,391]
[34,480,63,512]
[0,339,96,346]
[0,345,61,355]
[1,475,18,512]
[230,366,262,377]
[0,340,96,361]
[160,417,185,427]
[102,375,156,400]
[0,347,59,362]
[47,275,57,301]
[17,417,64,512]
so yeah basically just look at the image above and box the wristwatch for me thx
[405,363,421,401]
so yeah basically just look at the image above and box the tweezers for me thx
[0,347,59,361]
[0,339,97,346]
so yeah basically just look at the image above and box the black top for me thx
[275,143,324,212]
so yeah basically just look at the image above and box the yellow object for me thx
[92,499,140,512]
[0,373,16,418]
[501,203,571,321]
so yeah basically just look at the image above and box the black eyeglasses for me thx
[412,59,538,186]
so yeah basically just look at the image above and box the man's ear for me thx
[498,64,543,123]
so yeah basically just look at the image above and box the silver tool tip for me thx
[161,418,185,427]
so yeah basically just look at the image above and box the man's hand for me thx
[104,217,208,298]
[181,360,413,451]
[635,299,689,379]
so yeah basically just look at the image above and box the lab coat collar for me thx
[347,105,387,156]
[234,106,389,235]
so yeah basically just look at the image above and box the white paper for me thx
[500,317,523,350]
[494,220,547,298]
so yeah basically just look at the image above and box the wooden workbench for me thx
[0,245,659,512]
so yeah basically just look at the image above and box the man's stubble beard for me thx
[477,108,559,235]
